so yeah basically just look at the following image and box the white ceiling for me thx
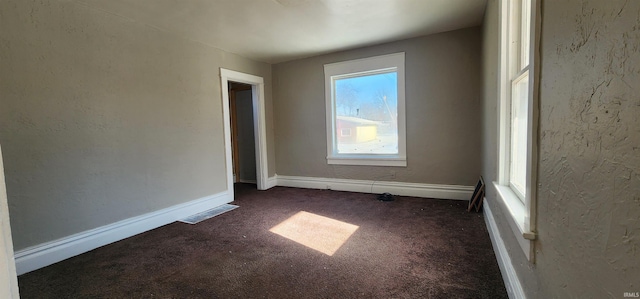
[75,0,487,64]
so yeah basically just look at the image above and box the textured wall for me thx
[0,0,272,250]
[273,27,482,186]
[482,0,640,297]
[536,0,640,296]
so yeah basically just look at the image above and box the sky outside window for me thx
[334,71,398,155]
[335,72,398,120]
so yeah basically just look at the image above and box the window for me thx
[496,0,537,261]
[507,0,531,201]
[510,71,529,198]
[324,53,406,166]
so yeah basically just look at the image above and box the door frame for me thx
[0,145,19,298]
[220,69,268,194]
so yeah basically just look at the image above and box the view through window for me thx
[334,71,398,155]
[324,52,406,166]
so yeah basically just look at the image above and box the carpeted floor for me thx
[18,184,508,298]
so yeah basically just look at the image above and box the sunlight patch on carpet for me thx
[179,204,239,224]
[269,211,359,256]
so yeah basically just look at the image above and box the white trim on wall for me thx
[265,176,278,189]
[275,175,473,200]
[14,175,474,275]
[484,199,526,299]
[0,145,19,298]
[220,68,270,194]
[14,191,231,275]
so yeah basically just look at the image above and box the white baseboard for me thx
[14,191,231,275]
[13,176,470,275]
[275,175,473,200]
[265,176,278,189]
[484,199,526,299]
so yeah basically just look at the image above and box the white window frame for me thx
[495,0,539,262]
[324,53,407,167]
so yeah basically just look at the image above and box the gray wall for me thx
[273,27,482,186]
[482,0,640,297]
[0,0,272,250]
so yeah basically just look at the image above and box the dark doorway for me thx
[228,82,257,186]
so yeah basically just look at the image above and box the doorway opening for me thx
[228,82,256,185]
[220,69,269,199]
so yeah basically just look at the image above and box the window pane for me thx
[510,72,528,198]
[521,0,531,68]
[334,72,398,155]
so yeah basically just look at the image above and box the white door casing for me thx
[220,68,269,195]
[0,145,20,298]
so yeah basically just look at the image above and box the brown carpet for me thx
[18,184,508,299]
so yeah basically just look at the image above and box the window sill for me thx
[327,156,407,167]
[493,182,535,261]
